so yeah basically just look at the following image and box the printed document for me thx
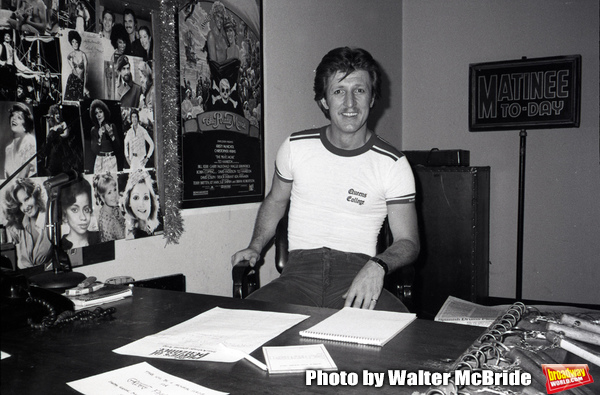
[113,307,309,362]
[67,362,228,395]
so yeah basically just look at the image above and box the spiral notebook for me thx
[299,307,416,347]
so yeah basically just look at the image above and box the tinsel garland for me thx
[159,0,184,244]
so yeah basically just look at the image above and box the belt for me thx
[98,151,115,157]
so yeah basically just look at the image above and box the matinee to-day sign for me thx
[469,55,581,131]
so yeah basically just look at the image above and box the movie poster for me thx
[178,0,264,208]
[0,0,160,273]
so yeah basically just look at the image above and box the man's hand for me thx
[342,260,385,309]
[231,248,261,267]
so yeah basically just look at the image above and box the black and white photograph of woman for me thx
[59,28,107,101]
[80,98,123,174]
[59,175,100,249]
[2,178,52,269]
[0,101,37,180]
[120,169,162,240]
[34,103,84,177]
[63,29,88,101]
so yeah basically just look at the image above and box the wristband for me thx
[370,257,388,275]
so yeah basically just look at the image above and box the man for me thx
[124,109,154,170]
[115,55,142,108]
[8,0,47,35]
[99,9,116,61]
[100,8,115,38]
[123,8,138,54]
[231,47,420,312]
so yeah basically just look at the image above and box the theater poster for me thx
[178,0,264,208]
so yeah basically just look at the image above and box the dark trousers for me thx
[247,247,408,312]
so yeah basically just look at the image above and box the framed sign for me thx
[178,0,264,208]
[469,55,581,132]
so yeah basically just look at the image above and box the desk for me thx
[1,287,484,394]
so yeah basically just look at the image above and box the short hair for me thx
[102,8,115,21]
[313,47,382,119]
[68,30,82,46]
[89,99,111,126]
[3,178,45,229]
[123,8,137,23]
[93,172,117,206]
[60,177,92,217]
[9,102,34,133]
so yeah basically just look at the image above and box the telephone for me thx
[1,270,74,332]
[1,270,117,332]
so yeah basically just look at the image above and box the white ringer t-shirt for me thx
[275,126,415,257]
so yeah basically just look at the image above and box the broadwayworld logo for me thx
[542,364,593,394]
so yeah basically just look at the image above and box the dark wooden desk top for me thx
[1,287,484,395]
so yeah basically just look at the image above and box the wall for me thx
[402,0,599,304]
[82,0,405,296]
[85,0,599,305]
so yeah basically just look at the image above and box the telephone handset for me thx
[1,270,116,331]
[1,270,74,331]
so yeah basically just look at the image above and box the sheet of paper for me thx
[1,351,10,360]
[434,296,505,327]
[263,344,337,374]
[113,307,309,362]
[67,362,228,395]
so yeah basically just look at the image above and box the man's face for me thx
[120,64,132,82]
[103,13,114,34]
[320,70,374,136]
[124,13,136,35]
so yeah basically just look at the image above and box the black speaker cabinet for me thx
[411,166,490,319]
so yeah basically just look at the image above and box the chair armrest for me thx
[385,265,415,311]
[232,260,260,299]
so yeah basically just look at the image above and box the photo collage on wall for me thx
[0,0,162,272]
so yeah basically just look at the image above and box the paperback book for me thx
[67,285,132,310]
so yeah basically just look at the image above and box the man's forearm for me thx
[373,239,420,273]
[248,196,288,253]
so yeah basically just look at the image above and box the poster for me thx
[0,0,160,273]
[178,0,264,208]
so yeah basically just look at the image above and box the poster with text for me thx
[178,0,263,208]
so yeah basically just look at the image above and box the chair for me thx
[232,216,415,310]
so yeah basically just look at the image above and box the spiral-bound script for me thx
[299,307,416,347]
